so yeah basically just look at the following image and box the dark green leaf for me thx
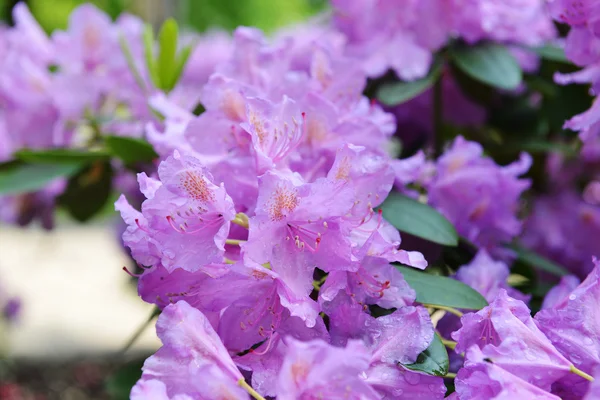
[530,44,569,63]
[402,333,449,376]
[380,193,458,246]
[157,18,179,91]
[0,162,81,195]
[508,243,569,277]
[396,265,488,310]
[16,148,110,164]
[376,63,442,106]
[105,359,145,400]
[58,162,114,222]
[105,136,158,165]
[450,44,522,90]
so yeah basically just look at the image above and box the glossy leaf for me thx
[58,162,114,222]
[508,243,569,277]
[530,44,569,63]
[450,44,522,90]
[380,193,458,246]
[104,136,158,165]
[396,265,488,310]
[0,162,81,195]
[402,333,449,376]
[377,63,442,106]
[15,148,110,164]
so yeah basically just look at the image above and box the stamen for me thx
[122,266,142,278]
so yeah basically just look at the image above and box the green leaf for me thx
[396,265,488,310]
[530,44,569,63]
[143,24,160,88]
[376,63,442,106]
[380,193,458,246]
[157,18,179,91]
[105,359,145,400]
[450,44,522,90]
[105,136,158,165]
[15,149,110,164]
[119,35,147,92]
[508,243,569,277]
[167,44,193,91]
[402,333,449,376]
[0,162,81,195]
[58,162,114,222]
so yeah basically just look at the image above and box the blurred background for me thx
[0,1,326,399]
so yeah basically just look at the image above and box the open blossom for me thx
[453,290,572,390]
[331,0,555,80]
[535,258,600,399]
[116,151,236,272]
[277,338,379,399]
[132,301,247,399]
[426,137,531,250]
[454,346,561,400]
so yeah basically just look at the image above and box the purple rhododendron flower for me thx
[455,346,561,400]
[426,137,532,250]
[133,300,247,399]
[535,258,600,398]
[453,290,572,390]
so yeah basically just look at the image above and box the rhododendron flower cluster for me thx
[3,0,600,399]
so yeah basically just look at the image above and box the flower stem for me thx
[443,372,457,379]
[433,75,444,158]
[232,213,249,229]
[441,338,457,350]
[422,303,463,318]
[120,307,160,355]
[570,365,594,382]
[225,239,246,245]
[238,379,266,400]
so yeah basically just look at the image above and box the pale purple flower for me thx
[535,258,600,398]
[522,191,600,277]
[455,346,561,400]
[455,250,529,303]
[541,275,581,310]
[133,300,247,399]
[276,338,380,400]
[116,151,236,272]
[453,290,572,390]
[427,137,531,250]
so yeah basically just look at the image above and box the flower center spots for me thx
[179,170,215,203]
[334,156,352,181]
[306,116,328,146]
[291,361,310,386]
[249,111,267,145]
[268,186,298,221]
[222,90,246,122]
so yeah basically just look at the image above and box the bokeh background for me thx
[0,1,325,399]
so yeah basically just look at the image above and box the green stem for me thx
[433,75,444,157]
[443,372,457,379]
[441,338,457,350]
[120,307,160,355]
[225,239,246,246]
[422,303,464,318]
[570,365,594,382]
[238,379,266,400]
